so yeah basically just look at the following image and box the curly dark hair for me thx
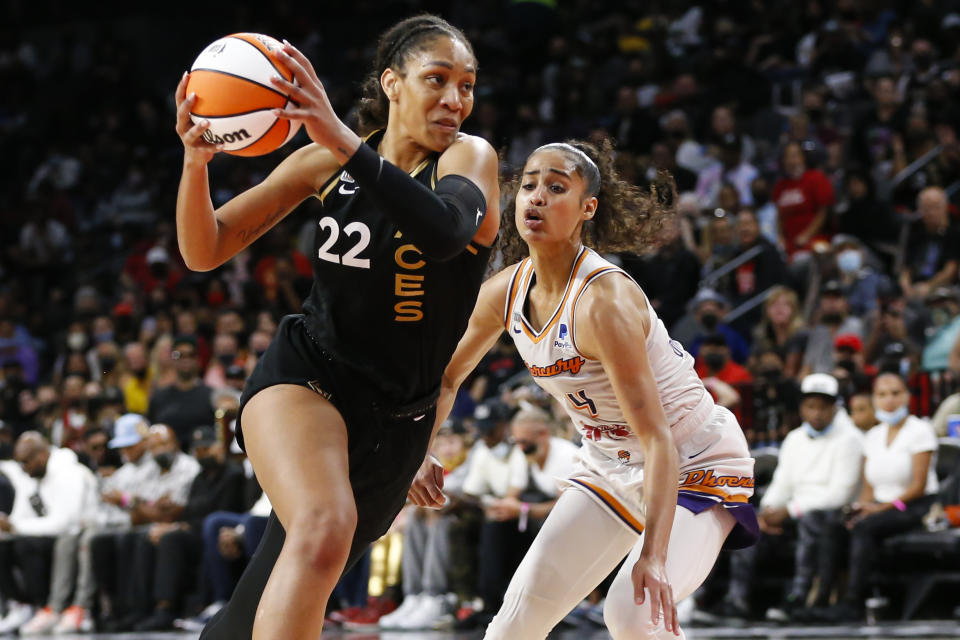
[355,14,476,135]
[497,137,676,265]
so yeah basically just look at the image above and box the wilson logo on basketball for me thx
[203,129,252,145]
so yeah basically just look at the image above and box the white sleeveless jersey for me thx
[504,247,715,469]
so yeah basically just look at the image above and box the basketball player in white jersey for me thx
[408,139,759,639]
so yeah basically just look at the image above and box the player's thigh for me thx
[241,384,354,530]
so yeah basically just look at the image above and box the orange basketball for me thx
[185,33,302,157]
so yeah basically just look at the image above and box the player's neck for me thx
[378,127,432,174]
[528,242,582,297]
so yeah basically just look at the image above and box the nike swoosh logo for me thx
[688,446,710,459]
[413,414,425,422]
[338,184,357,195]
[475,208,483,225]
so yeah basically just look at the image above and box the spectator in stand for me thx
[0,432,97,635]
[819,373,939,622]
[132,426,245,631]
[120,341,151,415]
[832,234,891,318]
[710,375,863,622]
[138,246,183,296]
[748,348,802,447]
[750,176,780,247]
[677,289,750,365]
[848,391,878,433]
[751,286,808,379]
[727,207,788,333]
[772,141,836,257]
[462,399,515,501]
[851,75,907,177]
[147,336,214,448]
[921,286,960,373]
[801,280,864,377]
[647,141,696,193]
[696,333,753,387]
[204,333,240,390]
[379,420,471,631]
[900,186,960,301]
[93,424,199,632]
[835,170,899,259]
[695,137,759,210]
[471,407,577,628]
[190,488,272,631]
[699,207,739,273]
[0,315,39,386]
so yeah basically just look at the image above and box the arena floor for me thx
[26,620,960,639]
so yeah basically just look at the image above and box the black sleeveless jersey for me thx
[302,131,493,404]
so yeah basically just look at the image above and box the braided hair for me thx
[356,15,476,135]
[498,137,676,265]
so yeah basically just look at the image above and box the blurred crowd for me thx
[1,0,960,634]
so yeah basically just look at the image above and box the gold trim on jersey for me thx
[504,259,528,328]
[317,176,340,203]
[570,479,644,534]
[409,157,432,179]
[465,244,478,255]
[519,248,588,343]
[568,267,620,359]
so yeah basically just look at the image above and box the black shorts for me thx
[237,314,438,551]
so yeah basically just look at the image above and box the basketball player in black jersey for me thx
[174,15,499,639]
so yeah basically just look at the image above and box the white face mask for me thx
[875,405,908,425]
[837,249,862,274]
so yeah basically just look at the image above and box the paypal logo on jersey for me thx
[554,323,573,350]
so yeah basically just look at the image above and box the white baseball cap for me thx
[801,373,839,399]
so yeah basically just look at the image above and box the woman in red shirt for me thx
[772,142,835,256]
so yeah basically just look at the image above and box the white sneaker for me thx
[19,606,59,635]
[0,602,35,634]
[53,605,94,633]
[378,593,423,629]
[397,593,448,630]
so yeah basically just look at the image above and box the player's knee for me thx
[286,503,357,573]
[603,591,664,639]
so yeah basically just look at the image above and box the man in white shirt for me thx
[707,374,864,621]
[461,399,515,500]
[0,432,97,634]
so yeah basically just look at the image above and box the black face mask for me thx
[154,452,174,470]
[217,354,235,368]
[520,443,537,456]
[0,442,12,460]
[760,367,782,381]
[701,313,720,331]
[132,367,148,379]
[100,356,116,373]
[821,312,844,326]
[149,262,169,279]
[197,456,222,472]
[704,353,727,371]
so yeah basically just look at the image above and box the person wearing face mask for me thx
[467,408,576,626]
[817,373,939,622]
[708,375,863,622]
[0,432,97,635]
[921,287,960,372]
[831,235,890,317]
[130,426,244,632]
[675,289,750,365]
[695,333,753,387]
[800,280,864,378]
[204,333,240,391]
[147,336,215,449]
[93,424,200,632]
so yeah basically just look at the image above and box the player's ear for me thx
[583,196,598,220]
[381,68,400,102]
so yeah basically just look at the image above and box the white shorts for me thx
[560,405,758,548]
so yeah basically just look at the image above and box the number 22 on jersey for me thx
[317,216,371,269]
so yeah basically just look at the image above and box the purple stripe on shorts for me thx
[677,492,759,550]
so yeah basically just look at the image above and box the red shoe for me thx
[341,597,397,631]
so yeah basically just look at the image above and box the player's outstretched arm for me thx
[575,274,681,636]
